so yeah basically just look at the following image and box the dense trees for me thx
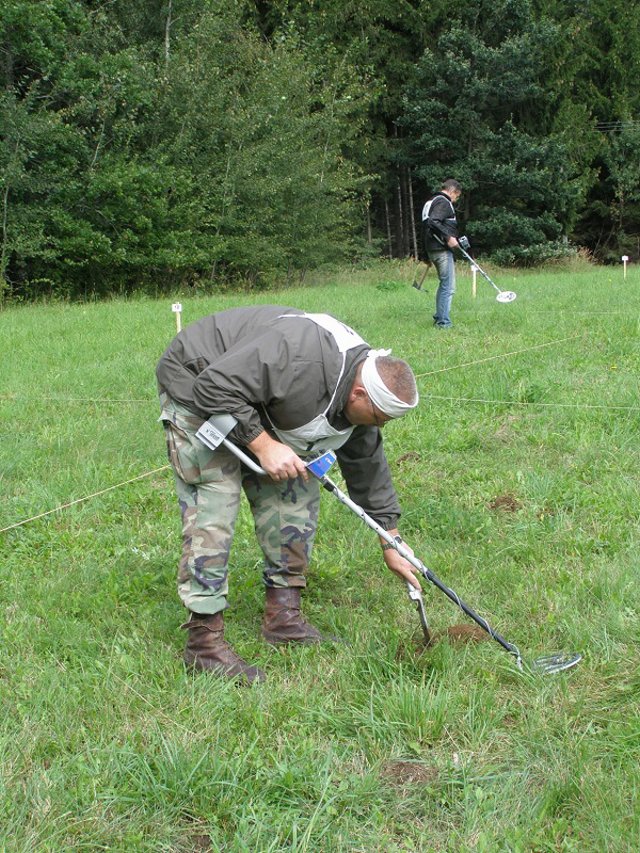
[1,0,371,297]
[401,4,581,263]
[1,0,639,299]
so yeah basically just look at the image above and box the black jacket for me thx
[422,192,459,253]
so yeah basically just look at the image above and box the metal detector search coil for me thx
[530,652,583,674]
[458,242,517,303]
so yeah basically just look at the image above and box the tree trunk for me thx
[165,0,173,68]
[396,172,404,258]
[3,34,14,91]
[384,199,393,257]
[408,168,418,259]
[1,183,10,299]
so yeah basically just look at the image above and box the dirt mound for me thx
[488,493,522,512]
[441,624,491,644]
[412,623,491,649]
[380,760,438,786]
[396,451,422,465]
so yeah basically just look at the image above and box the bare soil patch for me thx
[488,493,522,512]
[380,760,439,787]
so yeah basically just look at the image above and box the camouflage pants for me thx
[159,393,321,615]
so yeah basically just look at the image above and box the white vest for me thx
[267,313,366,456]
[422,195,456,247]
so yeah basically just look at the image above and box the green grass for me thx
[1,260,639,851]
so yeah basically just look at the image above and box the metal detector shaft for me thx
[316,473,523,667]
[207,433,522,667]
[412,263,429,292]
[198,427,579,674]
[458,246,501,292]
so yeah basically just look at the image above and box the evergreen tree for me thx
[539,0,640,260]
[157,1,372,285]
[0,1,175,297]
[2,0,640,298]
[400,0,592,262]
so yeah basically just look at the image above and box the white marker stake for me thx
[172,302,182,333]
[622,255,629,280]
[471,265,478,298]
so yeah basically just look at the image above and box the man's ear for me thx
[349,384,368,403]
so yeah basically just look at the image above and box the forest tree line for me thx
[2,0,639,299]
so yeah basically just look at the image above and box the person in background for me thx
[156,306,420,684]
[422,178,462,328]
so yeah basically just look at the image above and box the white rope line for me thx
[0,332,599,533]
[414,333,585,378]
[517,310,639,315]
[0,465,171,534]
[424,394,640,412]
[0,395,154,403]
[0,334,587,402]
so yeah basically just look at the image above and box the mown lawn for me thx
[1,260,639,851]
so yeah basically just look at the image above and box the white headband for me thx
[361,349,419,418]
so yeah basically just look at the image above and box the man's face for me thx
[344,387,392,428]
[450,189,461,204]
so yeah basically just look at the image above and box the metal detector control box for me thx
[195,414,238,451]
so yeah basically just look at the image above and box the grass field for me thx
[1,260,639,851]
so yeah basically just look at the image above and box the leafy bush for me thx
[490,240,577,267]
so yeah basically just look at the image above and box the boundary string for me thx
[0,334,590,398]
[0,395,154,403]
[0,331,611,533]
[415,333,585,378]
[423,394,640,412]
[1,465,171,534]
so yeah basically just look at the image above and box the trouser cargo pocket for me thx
[162,420,225,485]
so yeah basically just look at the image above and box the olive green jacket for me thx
[156,305,402,528]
